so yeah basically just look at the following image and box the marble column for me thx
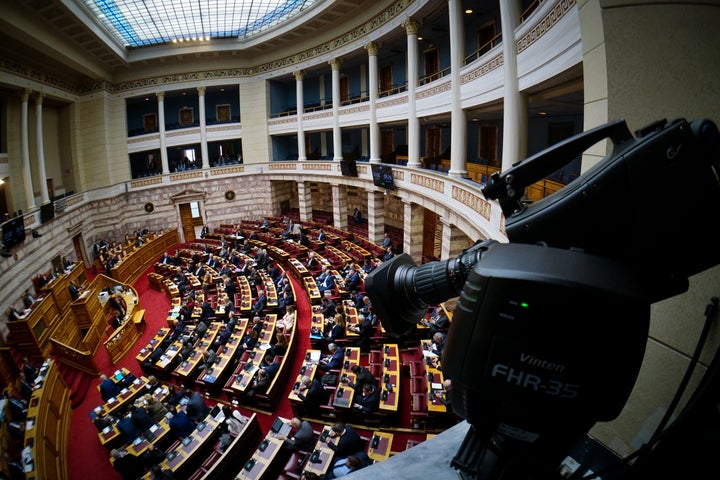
[403,201,424,264]
[330,59,343,161]
[500,0,527,172]
[295,70,307,161]
[448,0,468,178]
[332,184,349,231]
[198,86,210,169]
[20,89,35,210]
[297,181,313,222]
[366,189,386,245]
[366,42,381,163]
[404,18,422,168]
[440,217,469,261]
[157,92,169,174]
[34,92,50,204]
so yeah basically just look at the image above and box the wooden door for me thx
[424,48,439,82]
[381,130,394,157]
[179,203,195,243]
[426,127,441,157]
[46,178,54,201]
[340,75,350,103]
[380,65,393,94]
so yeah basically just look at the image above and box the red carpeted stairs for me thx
[55,360,96,409]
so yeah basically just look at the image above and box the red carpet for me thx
[67,255,430,479]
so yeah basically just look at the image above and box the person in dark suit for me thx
[129,402,155,431]
[343,365,377,395]
[185,390,211,422]
[317,229,327,242]
[294,375,329,416]
[200,224,210,238]
[68,279,81,301]
[324,423,364,459]
[318,343,344,372]
[159,252,172,264]
[116,414,141,444]
[352,383,380,414]
[111,448,146,480]
[319,296,336,319]
[261,355,281,380]
[251,290,267,315]
[344,267,360,292]
[99,374,120,402]
[168,405,195,439]
[279,416,315,452]
[317,268,335,294]
[351,313,375,353]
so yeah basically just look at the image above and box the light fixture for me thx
[0,178,4,184]
[465,9,473,14]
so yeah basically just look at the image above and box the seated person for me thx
[324,454,363,478]
[167,404,195,439]
[318,343,344,372]
[245,368,269,398]
[323,422,364,459]
[342,365,377,394]
[129,401,155,432]
[316,267,335,294]
[293,375,329,416]
[352,383,380,414]
[277,304,296,333]
[421,306,450,333]
[99,373,121,402]
[318,296,336,319]
[278,416,315,452]
[185,389,211,422]
[110,448,146,480]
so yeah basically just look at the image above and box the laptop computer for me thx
[270,417,292,436]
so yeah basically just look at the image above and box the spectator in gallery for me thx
[353,208,362,224]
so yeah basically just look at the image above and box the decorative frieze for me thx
[451,185,492,220]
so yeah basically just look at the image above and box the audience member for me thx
[185,389,211,422]
[167,404,195,439]
[144,394,168,422]
[110,448,146,480]
[318,343,344,372]
[99,373,120,402]
[342,365,377,394]
[293,375,329,416]
[324,422,364,458]
[318,296,336,319]
[352,383,380,414]
[277,304,296,333]
[279,416,315,451]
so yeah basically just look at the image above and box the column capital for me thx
[293,70,305,81]
[21,88,31,102]
[197,86,206,96]
[403,18,420,35]
[365,41,379,56]
[328,58,343,70]
[156,91,165,101]
[34,91,45,104]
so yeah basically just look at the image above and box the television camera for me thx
[365,118,720,479]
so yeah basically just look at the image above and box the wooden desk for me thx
[235,417,291,480]
[147,415,221,478]
[287,257,311,280]
[96,376,148,417]
[197,330,244,392]
[126,417,172,456]
[303,277,321,303]
[23,360,70,480]
[380,344,400,412]
[136,327,171,364]
[200,413,261,480]
[303,425,340,477]
[367,431,394,462]
[426,367,447,414]
[287,350,321,403]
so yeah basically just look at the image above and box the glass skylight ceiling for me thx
[82,0,317,48]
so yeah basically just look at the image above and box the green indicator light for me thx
[520,302,529,308]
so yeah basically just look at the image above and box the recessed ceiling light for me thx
[538,111,547,116]
[465,9,473,14]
